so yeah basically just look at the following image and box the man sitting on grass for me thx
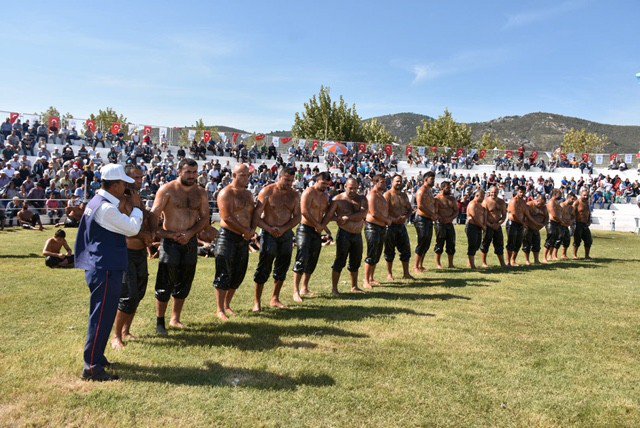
[42,229,74,268]
[17,202,44,231]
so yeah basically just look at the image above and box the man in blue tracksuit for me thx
[75,164,144,381]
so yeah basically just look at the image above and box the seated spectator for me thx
[42,229,74,268]
[45,194,64,225]
[17,202,44,230]
[197,223,219,257]
[57,197,84,228]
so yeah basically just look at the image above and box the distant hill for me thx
[366,112,640,153]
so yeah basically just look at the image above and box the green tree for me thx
[292,86,392,143]
[40,106,73,129]
[562,128,609,153]
[474,132,506,150]
[179,118,216,146]
[362,118,395,144]
[411,109,471,149]
[88,107,129,135]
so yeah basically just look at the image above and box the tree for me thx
[179,119,218,146]
[474,132,506,150]
[411,109,471,149]
[292,86,394,143]
[88,107,129,135]
[362,118,395,144]
[562,128,609,154]
[40,106,72,128]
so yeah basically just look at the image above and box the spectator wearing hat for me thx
[75,163,144,381]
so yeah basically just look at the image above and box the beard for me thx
[180,177,195,186]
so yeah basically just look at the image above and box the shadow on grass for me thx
[260,304,434,322]
[0,253,41,259]
[115,360,335,389]
[147,321,367,351]
[326,291,471,302]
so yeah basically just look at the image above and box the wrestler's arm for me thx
[62,239,73,255]
[150,185,176,240]
[447,198,459,224]
[370,195,390,225]
[42,239,60,258]
[523,205,542,229]
[280,193,302,233]
[300,190,323,232]
[346,197,368,222]
[253,187,276,235]
[218,189,253,239]
[182,189,211,243]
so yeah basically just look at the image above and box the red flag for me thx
[431,146,438,153]
[581,153,590,162]
[49,116,60,131]
[405,146,413,156]
[111,122,121,134]
[312,140,319,151]
[505,150,513,159]
[609,153,618,161]
[203,131,212,143]
[479,149,487,159]
[636,152,640,160]
[9,112,19,124]
[384,144,393,156]
[86,120,96,133]
[531,151,539,161]
[143,126,152,136]
[456,148,464,157]
[560,153,568,161]
[358,143,367,153]
[281,137,293,144]
[232,132,239,143]
[255,134,266,141]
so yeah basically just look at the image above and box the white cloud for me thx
[503,0,587,29]
[409,48,510,84]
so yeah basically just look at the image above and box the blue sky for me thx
[1,0,638,131]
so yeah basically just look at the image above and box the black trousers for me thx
[558,226,570,249]
[214,228,249,290]
[465,223,483,256]
[573,222,593,249]
[480,227,504,255]
[506,222,524,253]
[365,222,387,265]
[293,224,322,275]
[332,228,363,273]
[545,221,561,250]
[384,224,411,262]
[522,228,541,253]
[155,237,197,302]
[414,215,434,256]
[119,249,148,314]
[254,230,294,284]
[434,222,456,255]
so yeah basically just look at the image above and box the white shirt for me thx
[93,189,143,237]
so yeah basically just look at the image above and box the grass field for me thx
[0,225,639,427]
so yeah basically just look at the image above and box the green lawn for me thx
[0,226,638,427]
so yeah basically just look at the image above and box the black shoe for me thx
[156,324,168,336]
[82,370,120,382]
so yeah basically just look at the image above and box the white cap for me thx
[100,164,134,183]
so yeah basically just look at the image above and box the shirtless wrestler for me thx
[56,196,84,227]
[364,174,391,289]
[556,193,577,260]
[573,188,593,259]
[434,181,458,269]
[523,194,548,265]
[252,167,301,312]
[214,164,257,320]
[413,171,436,274]
[42,229,74,268]
[152,158,210,334]
[506,186,542,266]
[544,189,563,262]
[480,186,507,268]
[465,190,487,269]
[112,165,157,349]
[292,171,333,302]
[324,178,368,295]
[384,175,414,280]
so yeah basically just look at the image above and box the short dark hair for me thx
[315,171,331,182]
[372,174,385,184]
[125,164,141,175]
[178,158,198,170]
[425,171,435,179]
[54,229,66,238]
[280,166,296,177]
[392,174,403,181]
[517,185,526,192]
[440,181,450,189]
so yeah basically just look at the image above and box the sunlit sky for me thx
[1,0,638,131]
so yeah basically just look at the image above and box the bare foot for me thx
[331,289,340,297]
[436,264,443,269]
[362,282,373,290]
[300,289,315,297]
[224,307,237,317]
[387,274,395,281]
[561,256,568,260]
[270,299,288,309]
[525,260,531,266]
[216,311,229,321]
[123,333,138,341]
[481,263,489,268]
[511,262,520,267]
[252,304,262,313]
[351,287,365,293]
[584,256,592,260]
[293,292,303,303]
[370,280,381,286]
[169,320,186,329]
[573,256,579,260]
[402,274,415,280]
[111,337,125,351]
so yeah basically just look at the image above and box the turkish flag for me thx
[531,151,539,161]
[582,153,590,162]
[431,146,438,153]
[636,152,640,160]
[143,126,152,136]
[9,112,19,124]
[255,134,266,141]
[86,120,96,133]
[479,149,487,159]
[203,131,212,143]
[610,153,618,161]
[505,150,513,159]
[312,140,319,151]
[384,144,393,156]
[358,143,367,153]
[49,116,60,131]
[456,148,464,157]
[111,122,122,134]
[232,133,239,143]
[405,146,413,156]
[281,137,293,145]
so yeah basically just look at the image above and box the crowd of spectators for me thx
[1,115,639,229]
